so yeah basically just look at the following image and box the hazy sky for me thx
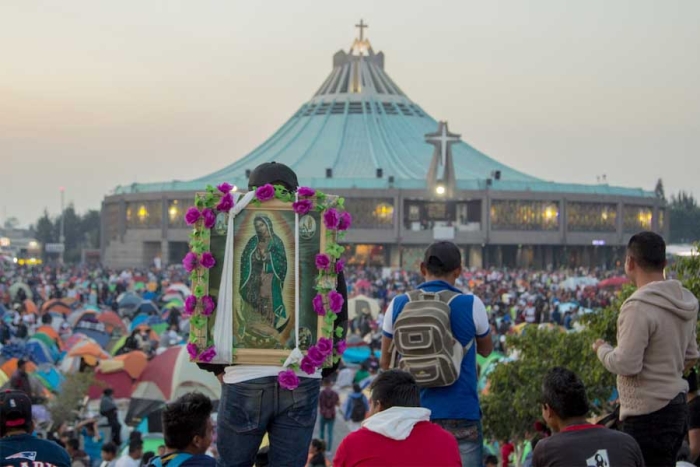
[2,1,699,227]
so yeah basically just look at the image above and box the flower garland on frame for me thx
[182,182,351,390]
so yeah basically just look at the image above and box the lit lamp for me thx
[544,205,558,221]
[137,205,149,222]
[374,203,394,220]
[169,201,181,222]
[436,185,446,196]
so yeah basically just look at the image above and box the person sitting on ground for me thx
[100,442,118,467]
[343,383,369,432]
[306,439,330,467]
[334,370,461,467]
[533,367,644,467]
[149,392,215,466]
[0,389,71,467]
[115,439,143,467]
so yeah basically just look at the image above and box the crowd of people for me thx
[1,160,697,467]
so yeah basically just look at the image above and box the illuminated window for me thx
[567,202,617,232]
[623,206,653,233]
[137,205,149,222]
[345,198,394,229]
[169,200,181,223]
[491,200,559,231]
[126,201,162,229]
[374,203,394,221]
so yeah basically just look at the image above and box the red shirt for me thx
[501,442,515,467]
[333,421,461,467]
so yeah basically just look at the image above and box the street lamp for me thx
[435,185,446,196]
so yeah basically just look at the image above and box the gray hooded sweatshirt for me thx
[597,280,699,419]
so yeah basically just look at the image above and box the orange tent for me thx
[23,300,38,314]
[41,299,71,315]
[36,325,59,341]
[68,342,110,360]
[1,358,37,376]
[99,351,149,380]
[98,311,127,335]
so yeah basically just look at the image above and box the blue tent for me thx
[130,314,150,331]
[25,339,57,365]
[34,364,64,392]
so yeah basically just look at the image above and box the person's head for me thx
[103,388,113,398]
[309,438,326,456]
[625,231,666,285]
[484,455,498,467]
[254,216,271,239]
[352,383,362,394]
[541,367,590,432]
[420,242,462,283]
[128,440,143,459]
[142,452,155,464]
[162,392,214,455]
[101,442,117,461]
[322,377,333,388]
[0,390,33,437]
[17,358,27,371]
[368,370,420,416]
[66,438,80,456]
[247,162,299,192]
[157,445,166,456]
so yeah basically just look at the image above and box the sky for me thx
[2,0,699,227]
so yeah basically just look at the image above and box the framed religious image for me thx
[206,199,328,365]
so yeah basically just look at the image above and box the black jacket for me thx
[197,271,349,378]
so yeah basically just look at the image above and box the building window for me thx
[623,206,653,233]
[567,202,617,232]
[346,198,394,229]
[168,199,194,228]
[658,209,665,231]
[490,200,559,231]
[126,201,162,229]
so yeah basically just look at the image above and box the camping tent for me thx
[125,345,220,425]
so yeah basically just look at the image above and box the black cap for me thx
[424,242,462,273]
[0,390,32,434]
[247,162,299,191]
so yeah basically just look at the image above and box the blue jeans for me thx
[434,419,483,467]
[319,417,335,451]
[217,376,320,467]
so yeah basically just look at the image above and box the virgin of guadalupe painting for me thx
[239,215,288,338]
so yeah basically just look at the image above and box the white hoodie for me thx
[361,406,431,441]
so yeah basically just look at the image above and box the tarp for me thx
[98,311,127,335]
[41,299,72,315]
[68,310,99,327]
[348,295,381,321]
[88,369,134,400]
[25,339,58,365]
[34,364,64,392]
[135,301,159,316]
[125,345,220,425]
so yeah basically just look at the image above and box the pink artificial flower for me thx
[328,290,344,314]
[255,184,275,202]
[199,346,217,363]
[312,294,325,316]
[184,207,201,226]
[202,209,216,229]
[184,295,197,315]
[306,346,325,366]
[201,295,216,317]
[316,337,333,357]
[300,356,316,375]
[278,369,300,390]
[216,193,234,213]
[298,187,316,197]
[292,199,313,216]
[186,342,199,360]
[336,340,347,355]
[217,182,233,194]
[182,252,198,273]
[315,254,331,271]
[338,212,352,231]
[200,252,216,269]
[323,208,340,230]
[335,259,345,274]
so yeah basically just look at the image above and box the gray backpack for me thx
[390,290,473,388]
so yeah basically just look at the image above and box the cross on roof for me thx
[356,19,368,41]
[425,121,461,167]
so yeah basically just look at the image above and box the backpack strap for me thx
[150,453,193,467]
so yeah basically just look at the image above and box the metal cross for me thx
[356,19,368,41]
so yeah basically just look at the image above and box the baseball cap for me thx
[424,242,462,273]
[247,162,299,191]
[0,390,32,434]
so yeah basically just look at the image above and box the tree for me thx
[35,210,55,252]
[655,178,665,200]
[48,371,95,427]
[3,216,19,230]
[81,210,101,249]
[670,191,700,244]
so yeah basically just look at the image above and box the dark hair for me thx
[103,388,114,397]
[627,231,666,272]
[484,455,498,466]
[67,438,80,451]
[369,370,420,410]
[142,452,155,463]
[102,442,117,454]
[686,369,698,393]
[162,392,213,450]
[352,383,362,393]
[542,367,590,420]
[129,439,143,454]
[311,439,326,453]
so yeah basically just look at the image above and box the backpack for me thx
[319,389,337,420]
[390,290,473,388]
[350,396,366,422]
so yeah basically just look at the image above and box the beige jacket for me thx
[597,280,699,420]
